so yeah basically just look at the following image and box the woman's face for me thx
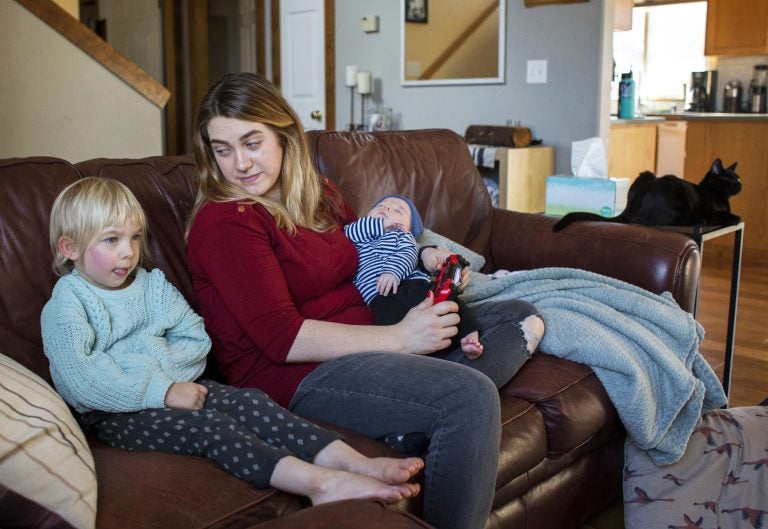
[206,117,284,200]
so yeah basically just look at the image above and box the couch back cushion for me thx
[74,156,198,306]
[0,158,81,380]
[308,129,493,258]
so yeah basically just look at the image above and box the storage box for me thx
[545,176,630,217]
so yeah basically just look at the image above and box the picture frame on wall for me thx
[405,0,428,23]
[524,0,588,6]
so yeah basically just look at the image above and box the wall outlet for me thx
[527,60,547,84]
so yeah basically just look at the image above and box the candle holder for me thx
[359,94,368,131]
[347,86,356,131]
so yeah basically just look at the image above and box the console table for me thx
[661,222,745,401]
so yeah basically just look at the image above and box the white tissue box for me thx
[545,176,630,217]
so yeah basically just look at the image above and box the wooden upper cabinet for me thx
[705,0,768,56]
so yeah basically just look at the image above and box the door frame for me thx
[163,0,335,155]
[271,0,335,130]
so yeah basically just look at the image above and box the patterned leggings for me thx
[80,379,340,488]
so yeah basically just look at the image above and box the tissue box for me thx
[545,176,630,217]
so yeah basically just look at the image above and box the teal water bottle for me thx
[618,71,635,119]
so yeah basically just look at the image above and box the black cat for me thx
[552,159,741,232]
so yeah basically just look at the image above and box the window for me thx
[613,2,707,110]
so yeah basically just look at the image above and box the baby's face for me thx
[368,197,412,231]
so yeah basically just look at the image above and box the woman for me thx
[186,72,544,529]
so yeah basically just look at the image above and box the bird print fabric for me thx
[623,406,767,529]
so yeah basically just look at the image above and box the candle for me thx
[345,65,359,87]
[357,71,372,94]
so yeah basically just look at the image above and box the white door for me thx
[280,0,325,130]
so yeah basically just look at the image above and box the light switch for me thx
[527,60,547,84]
[361,15,379,33]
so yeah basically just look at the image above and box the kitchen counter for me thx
[648,112,768,122]
[609,116,665,124]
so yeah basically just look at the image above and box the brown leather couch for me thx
[0,128,701,529]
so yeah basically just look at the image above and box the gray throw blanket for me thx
[463,267,728,466]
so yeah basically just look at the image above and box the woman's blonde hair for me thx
[49,177,149,275]
[188,72,342,236]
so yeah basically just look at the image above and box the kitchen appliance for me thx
[748,64,767,113]
[723,80,743,113]
[687,70,717,112]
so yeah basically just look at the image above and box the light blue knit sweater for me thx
[40,267,210,414]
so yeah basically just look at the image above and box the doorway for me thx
[78,0,335,155]
[165,0,334,155]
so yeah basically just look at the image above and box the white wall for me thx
[334,0,609,175]
[0,1,164,163]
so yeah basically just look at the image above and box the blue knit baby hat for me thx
[373,194,424,238]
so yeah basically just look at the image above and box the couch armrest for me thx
[487,209,701,312]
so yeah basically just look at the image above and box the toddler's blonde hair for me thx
[49,177,149,275]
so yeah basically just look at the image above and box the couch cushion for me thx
[501,353,620,458]
[248,499,435,529]
[0,353,97,529]
[91,442,302,529]
[0,157,81,381]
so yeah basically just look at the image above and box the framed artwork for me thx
[405,0,428,23]
[524,0,588,6]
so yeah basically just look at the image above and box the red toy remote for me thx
[431,254,469,303]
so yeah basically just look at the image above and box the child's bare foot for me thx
[348,455,424,485]
[314,440,423,484]
[461,332,484,359]
[270,456,420,506]
[309,468,420,505]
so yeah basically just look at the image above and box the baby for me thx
[344,195,482,359]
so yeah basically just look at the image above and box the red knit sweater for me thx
[187,196,373,407]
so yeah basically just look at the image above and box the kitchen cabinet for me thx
[705,0,768,56]
[608,120,658,182]
[679,118,768,264]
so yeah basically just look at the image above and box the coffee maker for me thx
[748,64,767,113]
[687,70,717,112]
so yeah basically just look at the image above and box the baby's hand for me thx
[165,382,208,410]
[383,220,406,233]
[421,247,453,273]
[377,272,400,296]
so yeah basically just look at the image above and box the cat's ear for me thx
[711,158,724,173]
[726,161,738,171]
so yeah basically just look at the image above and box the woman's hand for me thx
[458,267,471,291]
[396,293,460,354]
[165,382,208,410]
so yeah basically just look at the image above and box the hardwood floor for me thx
[697,251,768,407]
[578,249,767,529]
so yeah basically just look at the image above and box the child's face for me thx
[368,197,412,231]
[67,220,143,290]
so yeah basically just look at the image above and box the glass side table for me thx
[659,222,745,402]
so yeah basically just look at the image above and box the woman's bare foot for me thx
[461,331,484,359]
[314,440,424,484]
[270,456,420,505]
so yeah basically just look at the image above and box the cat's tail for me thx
[552,211,621,232]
